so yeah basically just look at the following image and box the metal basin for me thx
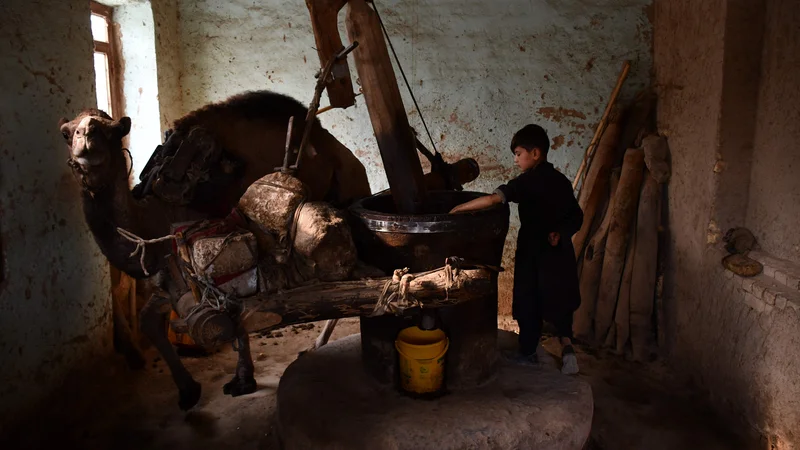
[348,190,509,272]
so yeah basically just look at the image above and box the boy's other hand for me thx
[548,232,560,247]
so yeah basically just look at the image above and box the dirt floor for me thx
[2,318,764,450]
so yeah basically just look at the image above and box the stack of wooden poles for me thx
[571,90,671,361]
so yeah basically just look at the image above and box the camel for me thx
[58,91,372,409]
[59,91,372,277]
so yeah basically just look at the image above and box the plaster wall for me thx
[151,0,184,136]
[175,0,653,312]
[745,0,800,263]
[0,0,113,433]
[113,0,163,179]
[655,0,800,446]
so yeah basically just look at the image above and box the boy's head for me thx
[510,124,549,171]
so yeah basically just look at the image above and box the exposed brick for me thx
[763,303,774,314]
[723,269,734,279]
[775,271,788,286]
[751,282,766,299]
[786,273,800,291]
[743,292,765,313]
[775,293,788,309]
[763,265,776,278]
[742,277,755,293]
[763,289,777,306]
[786,299,800,312]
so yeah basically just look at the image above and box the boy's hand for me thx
[449,204,466,214]
[548,232,560,247]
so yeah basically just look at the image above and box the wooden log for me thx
[573,108,622,259]
[243,267,493,333]
[573,170,620,340]
[630,173,661,361]
[594,149,645,343]
[614,218,637,354]
[615,90,656,161]
[346,0,427,213]
[573,60,631,192]
[642,135,671,184]
[305,0,356,109]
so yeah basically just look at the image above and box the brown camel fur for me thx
[58,91,372,410]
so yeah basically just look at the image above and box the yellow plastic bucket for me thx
[395,326,449,394]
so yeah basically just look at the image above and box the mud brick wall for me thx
[0,0,113,434]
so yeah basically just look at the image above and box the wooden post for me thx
[573,170,620,341]
[630,173,661,360]
[346,0,427,213]
[305,0,356,109]
[594,149,645,343]
[614,220,637,354]
[573,108,622,259]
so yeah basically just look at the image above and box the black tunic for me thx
[495,162,583,321]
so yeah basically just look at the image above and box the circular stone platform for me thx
[275,332,593,450]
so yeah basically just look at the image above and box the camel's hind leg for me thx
[314,319,338,350]
[223,324,257,397]
[140,294,201,410]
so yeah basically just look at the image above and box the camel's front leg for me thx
[223,324,257,397]
[140,294,202,410]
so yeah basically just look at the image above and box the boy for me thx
[449,124,582,374]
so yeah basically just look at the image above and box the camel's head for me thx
[58,109,131,192]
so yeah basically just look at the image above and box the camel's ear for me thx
[114,117,132,139]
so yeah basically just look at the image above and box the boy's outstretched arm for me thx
[449,193,502,214]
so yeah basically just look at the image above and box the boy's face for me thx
[513,146,541,171]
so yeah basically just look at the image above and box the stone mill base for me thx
[274,332,593,450]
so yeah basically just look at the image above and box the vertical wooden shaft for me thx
[346,0,427,213]
[306,0,356,109]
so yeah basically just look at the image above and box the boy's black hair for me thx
[510,124,550,157]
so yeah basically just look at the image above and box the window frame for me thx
[90,1,122,119]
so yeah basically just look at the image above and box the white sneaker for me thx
[561,345,579,375]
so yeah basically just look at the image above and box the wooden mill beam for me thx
[345,0,427,213]
[305,0,357,109]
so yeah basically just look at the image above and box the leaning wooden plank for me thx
[242,267,494,333]
[630,173,661,361]
[594,148,645,343]
[573,170,620,340]
[573,107,622,259]
[573,60,631,192]
[614,219,637,354]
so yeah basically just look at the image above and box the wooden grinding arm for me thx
[240,267,495,333]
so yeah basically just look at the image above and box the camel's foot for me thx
[223,374,257,397]
[123,347,147,370]
[178,380,202,411]
[297,343,319,358]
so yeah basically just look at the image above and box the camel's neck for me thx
[85,171,144,233]
[81,160,169,278]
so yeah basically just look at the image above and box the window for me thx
[90,2,120,118]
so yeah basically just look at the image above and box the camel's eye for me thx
[62,130,71,141]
